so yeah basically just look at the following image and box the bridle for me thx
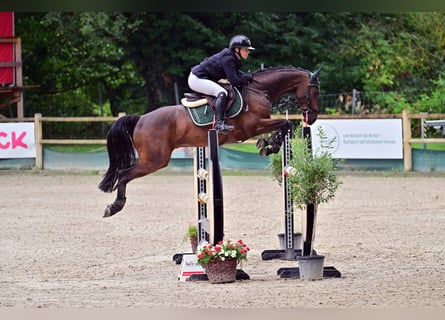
[300,80,320,123]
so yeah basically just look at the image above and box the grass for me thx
[46,144,107,152]
[411,143,445,151]
[221,142,258,153]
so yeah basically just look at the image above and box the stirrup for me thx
[215,121,234,132]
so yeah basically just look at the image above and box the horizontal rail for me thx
[39,116,121,122]
[408,138,444,144]
[1,111,443,170]
[41,139,107,145]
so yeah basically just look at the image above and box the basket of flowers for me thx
[196,239,250,284]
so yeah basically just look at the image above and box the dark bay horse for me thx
[98,66,320,217]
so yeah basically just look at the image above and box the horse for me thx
[98,66,320,217]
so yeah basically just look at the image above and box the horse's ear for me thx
[311,68,320,81]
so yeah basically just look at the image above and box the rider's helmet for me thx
[229,35,255,50]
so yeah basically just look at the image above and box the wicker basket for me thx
[205,258,237,284]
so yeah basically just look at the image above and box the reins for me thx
[245,80,271,102]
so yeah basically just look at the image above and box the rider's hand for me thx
[243,72,254,83]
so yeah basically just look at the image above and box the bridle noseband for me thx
[300,82,320,122]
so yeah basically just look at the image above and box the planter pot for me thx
[277,232,302,250]
[205,258,237,284]
[190,236,198,253]
[297,255,325,280]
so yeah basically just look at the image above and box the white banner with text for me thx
[310,119,403,159]
[0,123,36,158]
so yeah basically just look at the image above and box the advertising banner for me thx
[310,119,403,159]
[0,123,36,158]
[0,12,14,85]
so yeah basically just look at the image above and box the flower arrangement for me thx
[196,239,250,267]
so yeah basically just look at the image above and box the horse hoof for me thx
[259,148,267,157]
[256,138,268,149]
[103,205,113,218]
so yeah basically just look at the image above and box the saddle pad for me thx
[185,87,243,126]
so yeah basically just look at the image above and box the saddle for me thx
[181,81,236,112]
[181,82,245,127]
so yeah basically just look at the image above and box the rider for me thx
[188,35,255,132]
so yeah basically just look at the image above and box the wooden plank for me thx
[34,113,43,169]
[41,139,107,145]
[402,109,412,171]
[409,138,445,144]
[40,116,120,122]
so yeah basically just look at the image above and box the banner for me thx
[310,119,403,159]
[0,123,36,158]
[0,12,15,85]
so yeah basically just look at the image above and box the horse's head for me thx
[295,69,320,125]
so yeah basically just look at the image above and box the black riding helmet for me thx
[229,35,255,50]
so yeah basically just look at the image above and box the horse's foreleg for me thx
[255,119,292,156]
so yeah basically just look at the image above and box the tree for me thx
[15,12,145,117]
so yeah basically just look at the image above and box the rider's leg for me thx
[187,73,233,131]
[214,91,234,131]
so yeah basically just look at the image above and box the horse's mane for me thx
[253,66,308,75]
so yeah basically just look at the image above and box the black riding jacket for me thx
[191,48,252,87]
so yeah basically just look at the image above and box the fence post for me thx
[352,89,357,115]
[34,113,43,169]
[402,109,412,171]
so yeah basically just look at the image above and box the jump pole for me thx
[277,124,341,279]
[195,145,210,244]
[261,122,301,260]
[193,129,225,245]
[173,131,223,264]
[186,129,249,281]
[301,125,315,256]
[207,129,224,245]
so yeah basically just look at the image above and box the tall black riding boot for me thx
[214,92,234,132]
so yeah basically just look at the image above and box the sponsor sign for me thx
[178,254,205,281]
[310,119,403,159]
[0,123,36,158]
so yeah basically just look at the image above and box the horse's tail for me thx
[98,114,140,193]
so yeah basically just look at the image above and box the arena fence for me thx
[1,111,444,171]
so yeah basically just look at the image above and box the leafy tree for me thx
[12,11,445,124]
[15,12,144,117]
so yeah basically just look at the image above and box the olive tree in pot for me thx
[270,124,342,279]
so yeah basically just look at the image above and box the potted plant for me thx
[285,125,342,211]
[196,239,250,284]
[270,124,342,279]
[184,224,198,253]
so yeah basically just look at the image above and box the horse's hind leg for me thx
[103,151,171,218]
[103,166,134,217]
